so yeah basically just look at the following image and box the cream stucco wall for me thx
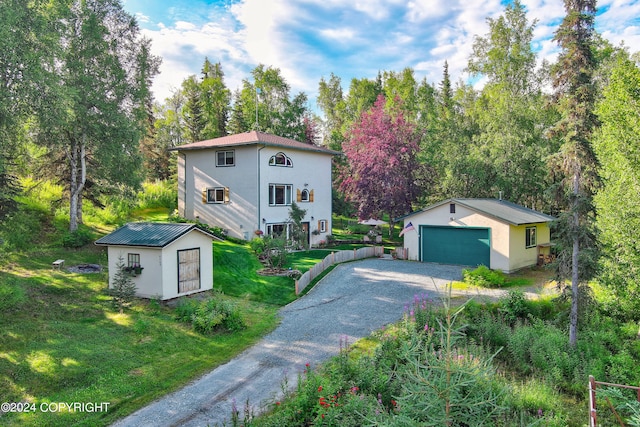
[181,146,259,240]
[106,230,214,300]
[178,144,333,244]
[257,147,333,246]
[403,202,551,272]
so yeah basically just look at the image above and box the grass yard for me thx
[0,242,286,426]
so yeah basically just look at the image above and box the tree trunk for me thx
[68,135,86,232]
[569,173,580,347]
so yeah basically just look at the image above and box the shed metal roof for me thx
[168,130,340,156]
[95,222,218,248]
[400,198,556,226]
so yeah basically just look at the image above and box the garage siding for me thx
[420,226,490,267]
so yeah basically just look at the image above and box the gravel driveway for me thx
[112,258,468,427]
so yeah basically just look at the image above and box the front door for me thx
[178,248,201,293]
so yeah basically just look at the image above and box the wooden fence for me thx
[295,246,385,294]
[589,375,640,426]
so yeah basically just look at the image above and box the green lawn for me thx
[0,213,402,426]
[0,242,284,426]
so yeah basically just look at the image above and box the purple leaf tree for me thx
[340,94,422,233]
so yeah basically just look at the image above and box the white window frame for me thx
[207,187,229,204]
[268,184,292,206]
[319,220,327,233]
[216,150,235,167]
[269,152,293,167]
[300,189,310,202]
[525,226,537,248]
[266,223,292,239]
[127,253,141,268]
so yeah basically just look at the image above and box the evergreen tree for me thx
[182,75,206,142]
[200,58,231,138]
[111,256,137,314]
[550,0,599,346]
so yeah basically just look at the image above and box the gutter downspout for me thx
[180,152,187,217]
[257,144,267,233]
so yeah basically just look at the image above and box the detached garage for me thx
[95,222,219,300]
[399,199,555,272]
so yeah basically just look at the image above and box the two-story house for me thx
[170,131,339,245]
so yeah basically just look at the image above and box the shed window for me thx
[526,226,537,248]
[450,203,456,214]
[128,253,140,268]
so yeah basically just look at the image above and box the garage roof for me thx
[401,198,556,226]
[95,222,218,248]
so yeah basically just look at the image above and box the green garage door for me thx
[420,226,490,267]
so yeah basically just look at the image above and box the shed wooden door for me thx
[178,248,201,293]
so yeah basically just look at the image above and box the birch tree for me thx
[39,0,159,231]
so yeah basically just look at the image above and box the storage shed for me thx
[95,222,219,300]
[399,198,555,272]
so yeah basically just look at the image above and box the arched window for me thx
[269,152,292,167]
[300,189,310,202]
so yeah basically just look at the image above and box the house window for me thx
[319,220,327,233]
[269,152,293,167]
[526,226,537,248]
[216,150,235,166]
[450,203,456,214]
[298,189,311,202]
[266,223,291,238]
[205,187,230,204]
[128,253,140,268]
[268,184,292,206]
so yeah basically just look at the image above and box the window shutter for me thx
[309,189,314,202]
[224,187,230,203]
[318,220,321,230]
[202,189,207,203]
[296,189,301,202]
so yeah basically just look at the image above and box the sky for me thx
[122,0,640,108]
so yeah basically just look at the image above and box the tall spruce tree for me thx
[550,0,599,346]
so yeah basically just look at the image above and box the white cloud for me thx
[320,28,357,42]
[127,0,640,106]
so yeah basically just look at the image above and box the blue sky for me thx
[122,0,640,106]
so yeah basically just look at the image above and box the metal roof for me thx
[94,222,217,248]
[168,130,340,156]
[400,198,556,225]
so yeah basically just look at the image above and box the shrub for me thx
[176,296,246,334]
[499,290,529,325]
[463,265,507,288]
[249,237,265,256]
[61,227,94,248]
[174,298,200,322]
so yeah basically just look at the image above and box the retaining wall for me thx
[294,246,384,294]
